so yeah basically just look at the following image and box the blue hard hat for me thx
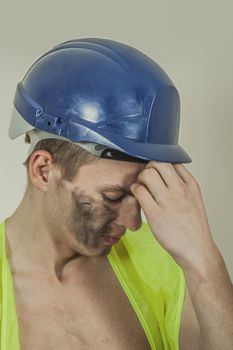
[9,38,192,163]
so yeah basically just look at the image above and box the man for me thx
[1,38,232,350]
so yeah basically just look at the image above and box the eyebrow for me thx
[100,184,133,196]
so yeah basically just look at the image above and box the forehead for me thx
[76,158,146,187]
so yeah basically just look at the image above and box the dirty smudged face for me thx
[53,158,146,257]
[67,188,118,255]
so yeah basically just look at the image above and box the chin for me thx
[83,243,112,257]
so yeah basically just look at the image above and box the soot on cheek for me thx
[69,189,118,244]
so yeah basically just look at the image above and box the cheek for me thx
[68,190,118,235]
[46,190,71,225]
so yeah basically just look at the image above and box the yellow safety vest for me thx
[0,219,185,350]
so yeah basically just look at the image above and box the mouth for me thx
[102,230,126,246]
[102,235,122,245]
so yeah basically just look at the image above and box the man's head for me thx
[9,38,191,259]
[24,139,146,257]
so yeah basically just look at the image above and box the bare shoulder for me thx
[179,283,201,350]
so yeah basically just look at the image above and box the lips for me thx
[102,230,126,245]
[106,230,126,239]
[103,235,121,245]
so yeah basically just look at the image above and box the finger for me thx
[137,168,168,205]
[173,164,198,185]
[146,161,185,188]
[173,164,204,207]
[130,183,160,221]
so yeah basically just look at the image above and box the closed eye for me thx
[103,195,125,203]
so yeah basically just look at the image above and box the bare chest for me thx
[12,258,151,350]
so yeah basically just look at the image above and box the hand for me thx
[130,161,218,270]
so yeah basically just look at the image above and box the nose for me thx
[115,197,142,232]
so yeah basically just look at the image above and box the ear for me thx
[28,150,57,192]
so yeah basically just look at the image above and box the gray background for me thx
[0,0,232,278]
